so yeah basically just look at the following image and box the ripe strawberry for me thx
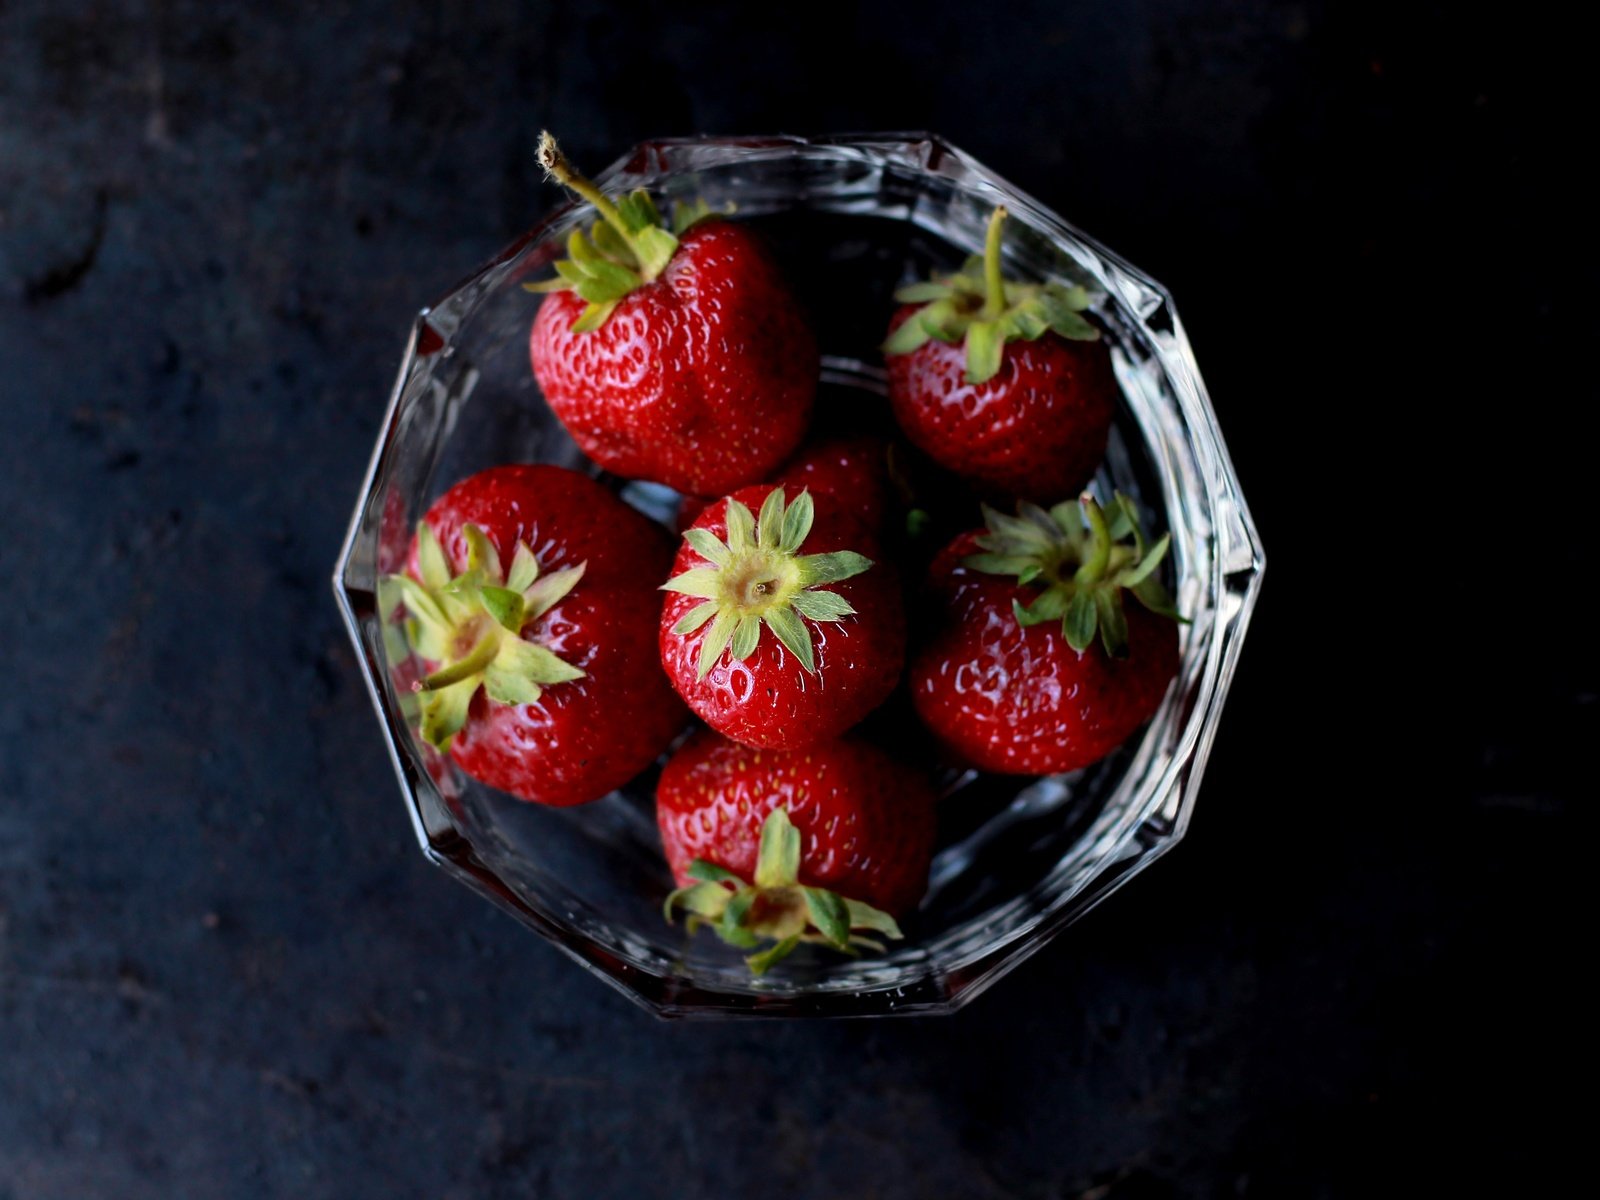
[385,465,685,807]
[526,132,817,496]
[658,732,937,973]
[884,206,1116,502]
[675,432,893,533]
[659,485,904,750]
[770,432,893,531]
[911,493,1181,775]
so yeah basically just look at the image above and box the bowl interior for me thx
[335,136,1259,1016]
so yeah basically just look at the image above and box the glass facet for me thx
[332,134,1265,1018]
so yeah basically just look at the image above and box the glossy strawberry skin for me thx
[659,486,905,750]
[676,432,893,533]
[885,305,1117,502]
[656,731,937,916]
[410,465,686,806]
[770,433,893,532]
[910,531,1179,774]
[530,220,818,496]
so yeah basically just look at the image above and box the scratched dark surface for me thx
[0,2,1588,1196]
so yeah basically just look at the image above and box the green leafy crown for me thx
[522,130,724,332]
[381,523,587,750]
[664,808,904,976]
[662,486,873,680]
[883,205,1099,384]
[965,492,1183,657]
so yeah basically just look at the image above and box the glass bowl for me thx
[332,133,1264,1018]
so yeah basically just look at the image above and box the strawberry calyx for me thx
[965,492,1183,657]
[663,809,903,975]
[522,130,723,333]
[883,205,1099,385]
[383,523,587,751]
[662,486,873,680]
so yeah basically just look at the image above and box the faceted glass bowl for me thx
[332,134,1264,1018]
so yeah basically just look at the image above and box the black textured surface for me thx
[1,3,1587,1196]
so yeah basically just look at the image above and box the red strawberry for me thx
[526,133,816,496]
[385,465,686,806]
[768,432,893,531]
[884,206,1116,502]
[675,432,893,533]
[658,732,937,973]
[659,484,904,750]
[911,493,1181,775]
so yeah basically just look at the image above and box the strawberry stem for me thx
[537,131,636,252]
[980,205,1010,320]
[418,634,499,690]
[1076,494,1112,583]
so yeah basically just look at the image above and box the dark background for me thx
[1,2,1589,1196]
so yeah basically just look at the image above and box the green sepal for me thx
[964,492,1182,658]
[416,523,451,589]
[663,880,732,924]
[388,572,449,634]
[506,542,539,593]
[420,637,499,690]
[671,600,720,636]
[778,491,815,553]
[788,589,854,623]
[883,315,934,355]
[522,562,586,621]
[964,320,1003,386]
[730,614,761,660]
[803,887,850,948]
[482,665,544,707]
[661,567,722,599]
[1094,588,1129,660]
[683,527,731,567]
[844,899,903,939]
[616,189,662,233]
[525,131,714,332]
[1013,587,1069,627]
[687,861,743,884]
[893,280,955,303]
[884,205,1100,384]
[495,636,586,688]
[755,807,802,888]
[663,809,906,978]
[720,891,758,946]
[762,606,815,672]
[695,609,739,679]
[746,936,801,976]
[630,225,679,280]
[670,196,733,235]
[795,551,872,586]
[1064,590,1098,653]
[383,521,587,753]
[661,487,875,681]
[418,677,478,751]
[570,301,619,334]
[724,498,755,552]
[479,586,524,632]
[461,524,502,581]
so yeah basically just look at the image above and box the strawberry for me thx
[884,206,1116,502]
[768,432,893,532]
[658,731,937,973]
[526,132,817,496]
[384,465,685,807]
[675,432,893,533]
[659,485,904,750]
[911,493,1181,775]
